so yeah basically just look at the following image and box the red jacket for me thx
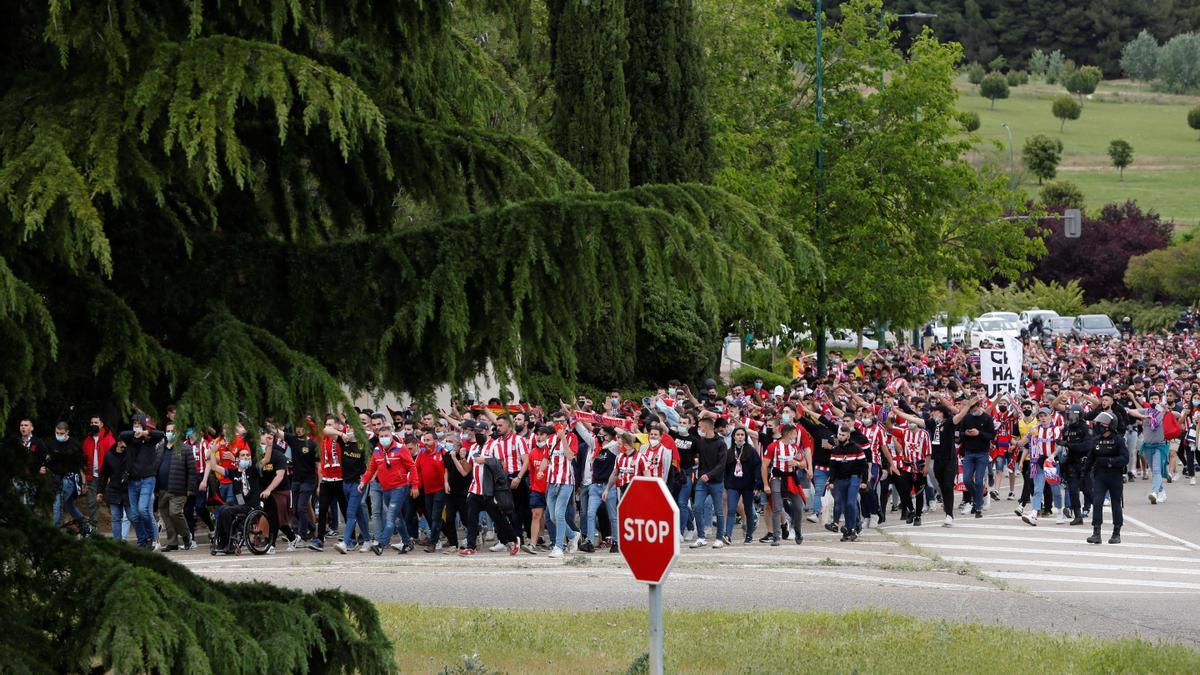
[360,443,418,491]
[414,446,447,493]
[82,429,116,479]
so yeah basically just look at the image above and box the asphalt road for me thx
[179,476,1200,643]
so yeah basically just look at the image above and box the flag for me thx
[851,360,865,379]
[789,357,801,379]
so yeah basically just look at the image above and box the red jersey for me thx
[527,443,550,493]
[546,434,577,485]
[360,442,418,491]
[890,427,931,469]
[763,440,801,473]
[1028,423,1061,460]
[319,432,344,481]
[639,442,670,479]
[614,450,644,488]
[488,433,529,475]
[468,443,497,496]
[862,424,890,465]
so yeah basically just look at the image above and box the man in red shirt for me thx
[358,423,418,555]
[308,415,349,552]
[82,414,115,531]
[414,430,448,552]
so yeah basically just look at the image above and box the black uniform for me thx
[1084,429,1129,537]
[1060,419,1092,520]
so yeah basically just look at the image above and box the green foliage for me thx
[1189,106,1200,138]
[1064,65,1103,102]
[979,72,1009,108]
[633,283,716,385]
[1107,139,1134,179]
[1007,70,1028,86]
[1045,50,1066,84]
[967,62,986,84]
[970,280,1086,317]
[626,652,651,675]
[1087,299,1183,333]
[1022,134,1063,184]
[1121,30,1161,82]
[730,366,791,390]
[1052,95,1082,132]
[1156,33,1200,93]
[1125,237,1200,304]
[1029,49,1049,77]
[959,110,981,132]
[549,0,632,191]
[1038,181,1086,210]
[625,0,714,186]
[988,55,1008,72]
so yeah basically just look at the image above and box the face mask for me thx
[667,388,677,398]
[781,414,793,424]
[715,405,724,413]
[536,439,548,448]
[132,427,143,434]
[436,431,445,439]
[1193,399,1200,406]
[55,433,67,442]
[755,382,763,390]
[674,425,688,435]
[460,433,471,441]
[970,410,980,416]
[89,424,100,435]
[238,459,251,470]
[379,435,394,447]
[1022,408,1032,416]
[649,438,660,447]
[998,405,1008,413]
[611,398,620,408]
[166,432,176,442]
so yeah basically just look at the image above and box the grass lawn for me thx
[380,604,1200,674]
[954,77,1200,226]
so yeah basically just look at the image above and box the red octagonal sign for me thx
[618,477,680,584]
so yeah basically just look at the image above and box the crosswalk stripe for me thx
[941,556,1200,576]
[884,524,1151,537]
[989,571,1200,591]
[1121,515,1200,552]
[914,543,1200,564]
[887,531,1188,551]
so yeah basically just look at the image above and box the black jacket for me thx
[694,433,728,483]
[43,437,84,476]
[120,429,165,479]
[799,415,838,467]
[98,449,131,504]
[165,442,199,496]
[958,412,995,454]
[1061,421,1091,465]
[724,442,761,491]
[1085,430,1129,472]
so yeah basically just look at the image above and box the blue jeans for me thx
[586,483,618,544]
[833,476,862,531]
[693,479,724,540]
[127,477,157,545]
[961,453,988,513]
[1143,442,1168,493]
[547,483,577,549]
[369,481,384,542]
[109,502,130,540]
[53,476,86,528]
[1029,462,1063,511]
[378,488,412,547]
[343,482,370,548]
[218,482,234,506]
[293,481,316,539]
[811,469,830,516]
[677,472,696,532]
[724,486,756,540]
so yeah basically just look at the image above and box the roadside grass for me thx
[380,604,1200,674]
[954,77,1200,226]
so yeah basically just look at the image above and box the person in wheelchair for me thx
[209,446,265,554]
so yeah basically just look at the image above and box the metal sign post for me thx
[649,583,664,675]
[618,477,679,675]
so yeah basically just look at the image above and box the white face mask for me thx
[379,435,394,447]
[649,438,660,447]
[536,439,548,448]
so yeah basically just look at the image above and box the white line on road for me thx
[1121,515,1200,552]
[759,567,993,592]
[888,531,1188,551]
[989,571,1200,591]
[905,543,1200,563]
[941,556,1200,576]
[885,524,1151,537]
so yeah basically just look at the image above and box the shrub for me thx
[1157,32,1200,93]
[1029,48,1049,78]
[1087,300,1184,334]
[1038,180,1085,210]
[966,62,986,84]
[988,55,1008,72]
[1188,106,1200,140]
[1051,95,1081,132]
[959,110,981,132]
[979,72,1009,108]
[1120,30,1160,83]
[971,280,1085,317]
[730,365,791,390]
[1045,49,1066,84]
[1064,65,1102,102]
[1021,134,1063,184]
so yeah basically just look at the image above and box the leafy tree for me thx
[1189,106,1200,139]
[1052,95,1082,132]
[1039,180,1085,210]
[966,61,986,83]
[1029,48,1049,77]
[624,0,714,186]
[1108,139,1134,180]
[1157,32,1200,93]
[1033,201,1173,301]
[1045,49,1067,84]
[1126,237,1200,304]
[1064,65,1103,103]
[1022,134,1064,184]
[971,280,1085,317]
[1005,70,1021,86]
[979,72,1010,108]
[1120,30,1161,82]
[989,55,1008,72]
[960,110,981,132]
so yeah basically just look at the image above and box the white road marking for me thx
[759,567,993,591]
[989,572,1200,591]
[1121,515,1200,552]
[941,556,1200,576]
[917,543,1200,564]
[885,524,1151,537]
[888,531,1188,551]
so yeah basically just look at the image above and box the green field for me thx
[381,604,1200,674]
[955,78,1200,226]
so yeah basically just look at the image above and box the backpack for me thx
[491,464,515,514]
[1163,410,1183,441]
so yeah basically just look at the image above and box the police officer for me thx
[1084,412,1129,545]
[1060,404,1091,526]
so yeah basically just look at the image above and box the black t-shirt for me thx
[260,445,291,492]
[444,449,471,495]
[228,466,263,508]
[288,434,318,483]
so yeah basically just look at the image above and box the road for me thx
[180,478,1200,643]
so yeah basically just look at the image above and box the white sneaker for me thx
[684,529,696,541]
[489,542,507,552]
[334,542,348,554]
[568,532,581,553]
[805,513,819,523]
[1148,492,1158,504]
[959,502,971,514]
[359,542,373,553]
[1055,509,1065,525]
[185,540,198,551]
[943,515,954,527]
[266,545,276,554]
[435,542,444,551]
[689,537,708,548]
[484,529,496,542]
[548,547,564,559]
[866,515,877,528]
[713,539,725,549]
[1021,511,1038,527]
[152,542,162,552]
[1190,477,1196,486]
[1157,491,1167,503]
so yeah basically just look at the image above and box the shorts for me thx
[529,491,547,509]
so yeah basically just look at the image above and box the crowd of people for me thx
[18,329,1199,557]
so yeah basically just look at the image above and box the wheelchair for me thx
[210,507,272,555]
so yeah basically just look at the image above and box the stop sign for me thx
[618,477,680,584]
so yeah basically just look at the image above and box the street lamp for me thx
[1001,122,1016,190]
[879,11,936,88]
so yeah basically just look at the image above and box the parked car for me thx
[1019,309,1060,335]
[1046,316,1075,337]
[1072,314,1121,339]
[968,318,1021,345]
[979,311,1020,324]
[929,316,967,343]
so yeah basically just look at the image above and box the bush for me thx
[1006,70,1027,86]
[970,280,1085,317]
[988,55,1008,73]
[966,62,986,84]
[959,110,980,132]
[1045,49,1066,84]
[1120,30,1160,83]
[1157,32,1200,93]
[1188,106,1200,140]
[1051,95,1081,132]
[730,365,791,390]
[1064,65,1102,102]
[1038,180,1085,210]
[979,72,1009,109]
[1021,134,1063,184]
[1029,48,1049,78]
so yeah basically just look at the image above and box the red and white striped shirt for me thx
[890,427,931,468]
[862,424,890,465]
[546,434,577,485]
[763,440,801,473]
[639,443,670,479]
[320,433,344,481]
[614,450,643,488]
[1028,423,1061,460]
[467,443,498,496]
[488,433,529,475]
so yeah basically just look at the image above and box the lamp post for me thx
[1001,122,1016,190]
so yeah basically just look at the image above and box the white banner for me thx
[980,347,1020,399]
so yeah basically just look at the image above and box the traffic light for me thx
[1064,208,1081,238]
